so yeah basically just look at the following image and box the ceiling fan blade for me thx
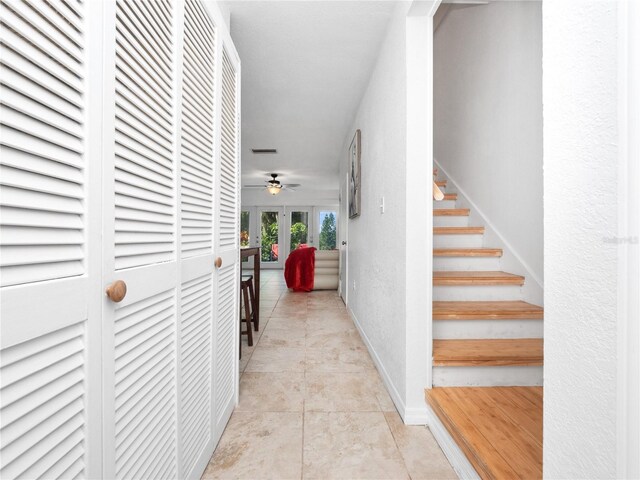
[282,183,301,188]
[243,185,267,188]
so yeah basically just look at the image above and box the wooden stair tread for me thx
[426,387,542,480]
[433,248,502,257]
[433,301,543,320]
[433,271,525,286]
[434,226,484,235]
[443,193,457,200]
[433,339,543,366]
[436,180,447,187]
[434,208,470,216]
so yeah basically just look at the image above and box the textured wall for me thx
[341,2,410,407]
[543,1,620,477]
[434,1,543,283]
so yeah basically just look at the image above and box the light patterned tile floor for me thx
[203,270,456,480]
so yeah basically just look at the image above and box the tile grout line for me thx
[383,410,414,480]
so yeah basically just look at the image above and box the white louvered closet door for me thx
[0,1,101,479]
[178,0,217,478]
[212,41,241,444]
[101,1,181,478]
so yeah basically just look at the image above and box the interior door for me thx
[212,42,241,444]
[0,0,102,478]
[339,173,349,302]
[258,207,284,269]
[179,0,218,477]
[101,1,183,478]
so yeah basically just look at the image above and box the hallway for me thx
[202,271,456,479]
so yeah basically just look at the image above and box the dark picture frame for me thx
[348,129,361,218]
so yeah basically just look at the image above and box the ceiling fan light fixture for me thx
[267,184,282,195]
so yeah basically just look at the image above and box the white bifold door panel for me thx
[0,0,241,479]
[212,45,240,444]
[0,0,102,478]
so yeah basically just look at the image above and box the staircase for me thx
[427,176,543,479]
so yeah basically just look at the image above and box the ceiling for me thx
[222,1,398,194]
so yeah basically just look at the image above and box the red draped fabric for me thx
[284,246,316,292]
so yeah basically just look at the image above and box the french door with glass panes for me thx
[286,207,313,255]
[0,1,241,479]
[257,207,284,269]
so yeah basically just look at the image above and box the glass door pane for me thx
[318,210,337,250]
[289,210,310,254]
[240,210,250,247]
[260,210,280,264]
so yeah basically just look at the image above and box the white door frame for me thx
[617,0,640,476]
[403,0,440,423]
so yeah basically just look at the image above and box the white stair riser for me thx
[433,285,523,301]
[433,200,457,209]
[433,234,484,248]
[433,319,543,339]
[433,216,470,227]
[433,257,501,270]
[432,366,543,387]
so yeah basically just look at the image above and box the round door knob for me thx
[341,241,347,246]
[106,280,127,303]
[215,257,223,268]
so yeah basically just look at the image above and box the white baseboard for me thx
[404,406,430,424]
[347,307,407,419]
[425,402,480,480]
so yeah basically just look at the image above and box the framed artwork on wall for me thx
[348,129,361,218]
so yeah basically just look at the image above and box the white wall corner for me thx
[404,13,434,419]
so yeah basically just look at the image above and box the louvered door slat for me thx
[180,273,212,475]
[113,287,176,480]
[0,321,86,480]
[0,24,83,90]
[3,0,83,62]
[116,1,172,73]
[0,0,85,290]
[114,0,175,271]
[180,0,214,258]
[136,0,172,44]
[34,0,83,41]
[1,86,81,137]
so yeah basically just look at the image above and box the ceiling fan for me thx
[243,174,300,195]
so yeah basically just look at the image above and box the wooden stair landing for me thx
[433,271,525,286]
[433,301,543,320]
[433,339,543,366]
[426,387,542,480]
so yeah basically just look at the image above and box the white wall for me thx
[543,1,624,477]
[341,1,410,414]
[340,1,434,423]
[434,1,543,284]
